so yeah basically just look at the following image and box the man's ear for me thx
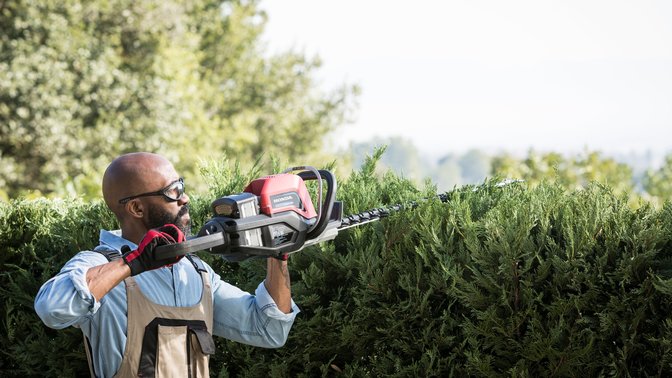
[126,200,144,219]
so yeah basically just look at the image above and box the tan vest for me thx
[113,262,215,378]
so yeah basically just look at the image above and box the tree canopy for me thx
[0,0,357,200]
[491,150,634,193]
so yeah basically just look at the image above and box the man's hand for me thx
[122,224,185,276]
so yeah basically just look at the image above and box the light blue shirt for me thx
[34,230,299,378]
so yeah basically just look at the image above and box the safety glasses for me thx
[118,178,185,204]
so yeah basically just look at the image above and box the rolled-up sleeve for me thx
[34,251,107,329]
[210,270,299,348]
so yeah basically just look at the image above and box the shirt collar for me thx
[99,229,137,252]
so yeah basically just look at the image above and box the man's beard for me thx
[146,204,191,236]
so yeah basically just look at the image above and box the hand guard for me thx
[122,224,185,276]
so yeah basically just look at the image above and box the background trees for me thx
[491,150,634,193]
[344,139,657,203]
[1,0,668,206]
[0,0,356,200]
[643,155,672,204]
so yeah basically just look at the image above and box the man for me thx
[34,152,299,377]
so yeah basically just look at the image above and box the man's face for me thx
[146,202,191,236]
[139,168,192,236]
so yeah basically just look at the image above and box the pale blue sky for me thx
[261,0,672,159]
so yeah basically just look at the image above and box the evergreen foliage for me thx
[1,157,672,376]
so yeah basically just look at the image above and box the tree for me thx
[0,0,184,198]
[643,153,672,202]
[457,149,491,184]
[433,155,462,191]
[0,0,357,199]
[346,136,428,183]
[491,150,634,194]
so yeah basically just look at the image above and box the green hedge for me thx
[2,159,672,377]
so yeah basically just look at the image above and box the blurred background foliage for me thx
[0,0,357,200]
[346,137,672,207]
[1,0,671,207]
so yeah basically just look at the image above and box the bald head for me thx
[102,152,176,215]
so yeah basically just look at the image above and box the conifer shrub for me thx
[0,199,117,376]
[1,156,671,377]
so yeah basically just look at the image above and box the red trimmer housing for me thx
[244,173,317,219]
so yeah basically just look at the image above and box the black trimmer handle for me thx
[155,231,229,259]
[297,169,337,240]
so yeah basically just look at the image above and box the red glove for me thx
[122,224,185,276]
[273,253,289,261]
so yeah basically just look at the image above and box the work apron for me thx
[85,266,216,377]
[113,262,215,378]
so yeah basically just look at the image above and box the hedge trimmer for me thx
[156,166,430,261]
[157,166,521,261]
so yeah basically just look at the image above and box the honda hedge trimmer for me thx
[156,166,520,261]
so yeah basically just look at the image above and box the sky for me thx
[260,0,672,159]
